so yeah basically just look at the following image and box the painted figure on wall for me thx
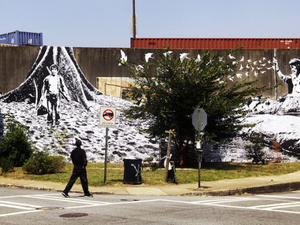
[38,64,70,125]
[274,58,300,96]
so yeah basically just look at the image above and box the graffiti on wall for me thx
[115,49,300,162]
[1,46,300,162]
[0,46,159,162]
[37,64,71,125]
[1,46,102,126]
[274,57,300,96]
[117,48,300,99]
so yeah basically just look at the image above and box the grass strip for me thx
[1,162,300,186]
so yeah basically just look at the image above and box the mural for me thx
[1,46,101,108]
[0,46,159,162]
[249,57,300,115]
[38,64,70,125]
[1,47,300,163]
[274,58,300,96]
[237,54,300,162]
[116,49,300,162]
[212,53,300,162]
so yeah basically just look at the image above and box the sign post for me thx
[100,106,116,185]
[192,108,207,189]
[164,129,176,183]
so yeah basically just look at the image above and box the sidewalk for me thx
[1,171,300,196]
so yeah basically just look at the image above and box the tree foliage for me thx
[245,132,268,164]
[0,113,33,167]
[121,50,267,151]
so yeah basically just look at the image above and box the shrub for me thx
[0,114,33,166]
[143,157,153,163]
[150,162,160,171]
[0,158,14,174]
[22,150,66,175]
[245,132,267,164]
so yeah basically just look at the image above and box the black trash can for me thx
[123,158,142,184]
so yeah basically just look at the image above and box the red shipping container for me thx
[131,38,300,49]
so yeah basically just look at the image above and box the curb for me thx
[183,181,300,196]
[0,183,56,191]
[0,183,114,195]
[2,181,300,196]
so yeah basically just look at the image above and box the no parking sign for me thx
[99,106,116,128]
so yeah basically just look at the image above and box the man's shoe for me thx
[84,193,93,198]
[62,192,70,198]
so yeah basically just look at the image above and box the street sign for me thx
[192,108,207,189]
[99,106,116,184]
[100,106,116,128]
[192,108,207,131]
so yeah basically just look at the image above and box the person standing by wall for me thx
[62,138,93,198]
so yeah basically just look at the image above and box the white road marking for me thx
[0,210,40,218]
[23,195,110,205]
[64,199,162,209]
[0,203,35,211]
[0,200,42,208]
[249,201,300,209]
[2,193,300,218]
[266,203,300,210]
[192,197,261,204]
[257,194,300,200]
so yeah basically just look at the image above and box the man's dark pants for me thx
[63,166,89,195]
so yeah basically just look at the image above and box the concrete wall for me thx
[0,46,40,94]
[1,46,300,99]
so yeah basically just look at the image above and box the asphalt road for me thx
[1,187,300,224]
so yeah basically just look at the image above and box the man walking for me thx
[62,138,93,198]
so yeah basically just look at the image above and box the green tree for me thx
[245,132,267,164]
[121,50,267,152]
[0,113,33,167]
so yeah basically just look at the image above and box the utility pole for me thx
[132,0,136,38]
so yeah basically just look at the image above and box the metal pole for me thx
[197,110,201,189]
[104,127,108,185]
[198,151,202,189]
[132,0,136,39]
[274,49,278,100]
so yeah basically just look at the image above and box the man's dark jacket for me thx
[71,147,87,167]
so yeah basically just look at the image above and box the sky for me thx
[1,0,300,48]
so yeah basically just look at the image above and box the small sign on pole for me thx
[99,106,117,184]
[192,108,207,131]
[100,106,116,128]
[192,108,207,189]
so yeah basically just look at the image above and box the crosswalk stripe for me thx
[0,200,41,208]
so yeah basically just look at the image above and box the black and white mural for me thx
[202,52,300,162]
[1,47,300,163]
[0,46,159,162]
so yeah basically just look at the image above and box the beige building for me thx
[96,77,135,99]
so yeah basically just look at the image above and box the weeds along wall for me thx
[1,45,300,99]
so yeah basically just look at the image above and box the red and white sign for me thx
[100,106,116,128]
